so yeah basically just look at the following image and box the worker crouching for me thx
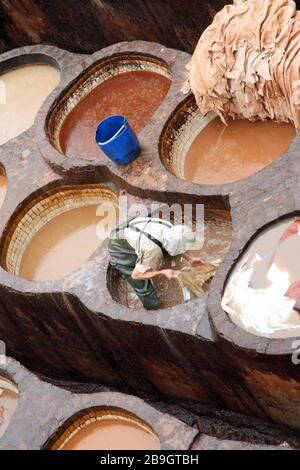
[108,217,202,310]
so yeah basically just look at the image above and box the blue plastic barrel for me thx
[95,115,141,165]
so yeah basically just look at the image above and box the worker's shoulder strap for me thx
[115,218,172,232]
[129,218,172,229]
[128,219,172,254]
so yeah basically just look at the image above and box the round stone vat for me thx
[0,165,7,209]
[1,184,118,282]
[47,408,160,451]
[108,207,232,309]
[0,375,19,439]
[222,214,300,339]
[48,53,171,160]
[160,96,296,185]
[0,54,60,145]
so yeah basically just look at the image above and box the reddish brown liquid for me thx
[61,418,160,451]
[184,118,296,184]
[60,70,171,159]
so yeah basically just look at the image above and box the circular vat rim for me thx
[43,406,160,450]
[208,209,300,355]
[0,182,119,282]
[0,52,61,76]
[159,93,298,189]
[46,50,172,161]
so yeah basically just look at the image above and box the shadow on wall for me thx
[0,0,229,54]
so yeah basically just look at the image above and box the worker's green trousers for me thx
[108,228,161,311]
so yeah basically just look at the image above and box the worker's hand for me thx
[162,269,179,280]
[190,257,204,267]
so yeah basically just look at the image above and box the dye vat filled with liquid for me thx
[0,376,19,439]
[222,216,300,338]
[184,118,296,185]
[51,410,160,451]
[161,98,296,186]
[3,185,118,282]
[52,55,171,160]
[0,63,60,145]
[20,205,114,282]
[60,71,170,159]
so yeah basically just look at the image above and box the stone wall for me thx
[0,0,229,54]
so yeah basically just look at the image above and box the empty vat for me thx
[49,54,171,160]
[161,97,296,185]
[0,376,19,439]
[0,62,60,145]
[49,409,160,451]
[108,208,232,309]
[222,216,300,338]
[2,184,118,282]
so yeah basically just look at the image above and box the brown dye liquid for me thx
[0,64,60,145]
[61,418,160,451]
[20,204,112,282]
[59,70,171,159]
[184,118,296,184]
[0,175,7,208]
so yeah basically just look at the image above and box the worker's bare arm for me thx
[182,252,203,267]
[132,267,178,280]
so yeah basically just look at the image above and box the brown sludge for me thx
[185,0,300,131]
[61,418,160,451]
[20,204,111,282]
[184,117,295,184]
[60,70,171,159]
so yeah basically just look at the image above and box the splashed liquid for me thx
[185,118,295,184]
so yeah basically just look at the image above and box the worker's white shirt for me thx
[124,217,172,273]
